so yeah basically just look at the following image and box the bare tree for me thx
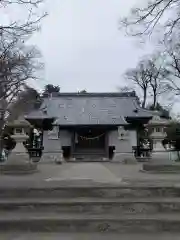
[0,0,46,125]
[145,54,167,109]
[125,61,150,108]
[163,42,180,93]
[117,86,134,92]
[0,35,42,106]
[120,0,180,39]
[124,52,172,109]
[0,0,47,37]
[0,1,46,159]
[0,33,43,156]
[147,102,171,119]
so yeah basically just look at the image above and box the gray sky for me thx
[31,0,154,92]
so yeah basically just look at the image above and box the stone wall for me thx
[108,129,137,152]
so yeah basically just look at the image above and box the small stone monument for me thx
[0,118,38,174]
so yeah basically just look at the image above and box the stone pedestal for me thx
[42,127,64,164]
[41,150,64,164]
[151,150,170,165]
[143,162,180,173]
[113,151,136,164]
[170,151,180,162]
[150,138,170,165]
[53,151,64,164]
[41,152,53,163]
[0,119,37,175]
[142,144,176,173]
[70,157,76,162]
[112,127,136,164]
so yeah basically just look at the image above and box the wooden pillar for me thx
[105,131,109,158]
[71,130,75,157]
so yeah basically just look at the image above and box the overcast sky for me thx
[30,0,154,92]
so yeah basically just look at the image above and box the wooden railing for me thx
[28,147,44,158]
[133,146,152,158]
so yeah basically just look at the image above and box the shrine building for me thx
[25,92,153,161]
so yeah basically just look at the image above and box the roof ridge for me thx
[42,91,137,98]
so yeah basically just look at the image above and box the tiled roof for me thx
[148,115,172,126]
[26,92,153,126]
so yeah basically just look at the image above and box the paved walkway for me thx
[46,163,121,183]
[1,233,180,240]
[1,162,180,186]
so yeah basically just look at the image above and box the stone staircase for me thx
[1,183,180,233]
[73,149,107,161]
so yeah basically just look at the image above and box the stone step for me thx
[1,212,180,233]
[71,159,109,162]
[72,153,107,161]
[74,149,105,154]
[1,185,180,198]
[1,232,180,240]
[1,197,180,214]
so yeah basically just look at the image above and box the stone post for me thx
[42,125,64,164]
[112,127,136,164]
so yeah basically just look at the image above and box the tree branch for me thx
[120,0,180,39]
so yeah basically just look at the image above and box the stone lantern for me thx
[0,118,38,174]
[145,115,172,163]
[143,114,176,172]
[147,115,170,152]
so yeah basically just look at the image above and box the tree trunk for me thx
[142,89,147,108]
[152,89,157,109]
[0,108,5,161]
[0,122,4,161]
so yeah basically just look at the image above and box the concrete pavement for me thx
[1,162,180,187]
[47,163,121,183]
[1,233,180,240]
